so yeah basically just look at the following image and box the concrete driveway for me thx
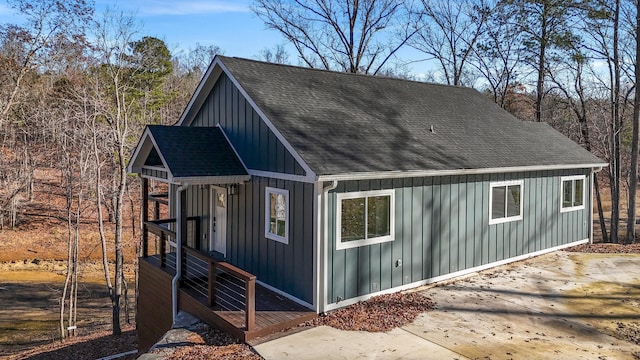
[254,251,640,359]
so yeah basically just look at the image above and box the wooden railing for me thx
[143,217,200,269]
[182,246,256,331]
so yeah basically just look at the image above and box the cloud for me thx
[140,0,250,16]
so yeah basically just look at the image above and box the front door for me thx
[210,186,227,257]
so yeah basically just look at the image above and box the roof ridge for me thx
[218,55,477,91]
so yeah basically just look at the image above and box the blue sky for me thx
[0,0,430,76]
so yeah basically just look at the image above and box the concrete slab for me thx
[254,252,640,360]
[254,326,467,360]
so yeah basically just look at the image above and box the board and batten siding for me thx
[189,73,306,176]
[225,176,315,305]
[168,184,210,252]
[326,169,591,305]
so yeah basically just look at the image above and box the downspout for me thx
[319,180,338,314]
[172,183,189,324]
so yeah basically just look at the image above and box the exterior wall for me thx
[226,176,315,305]
[190,73,306,176]
[326,169,591,305]
[168,184,210,251]
[170,177,315,305]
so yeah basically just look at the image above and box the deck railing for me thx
[142,218,257,332]
[182,246,256,331]
[143,216,200,272]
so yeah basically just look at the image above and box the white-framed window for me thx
[489,180,524,225]
[265,187,289,244]
[336,189,395,250]
[561,175,585,212]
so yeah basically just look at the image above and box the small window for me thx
[265,187,289,244]
[561,175,585,212]
[336,190,394,250]
[489,180,523,225]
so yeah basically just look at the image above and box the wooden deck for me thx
[180,282,316,341]
[140,255,316,343]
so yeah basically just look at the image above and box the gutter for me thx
[319,180,338,314]
[172,183,189,324]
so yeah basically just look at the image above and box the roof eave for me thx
[172,175,251,185]
[317,163,609,182]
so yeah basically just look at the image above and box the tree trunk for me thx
[627,1,640,244]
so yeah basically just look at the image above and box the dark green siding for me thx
[190,73,306,176]
[327,170,591,304]
[225,177,315,304]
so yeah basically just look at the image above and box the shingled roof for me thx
[211,56,605,176]
[128,125,249,184]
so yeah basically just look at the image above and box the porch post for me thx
[142,177,149,258]
[180,187,188,283]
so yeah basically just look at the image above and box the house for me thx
[128,55,606,350]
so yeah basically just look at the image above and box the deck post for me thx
[245,276,256,332]
[208,261,216,306]
[160,232,166,267]
[180,189,188,286]
[142,178,149,258]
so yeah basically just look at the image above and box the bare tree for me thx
[471,2,524,107]
[0,0,92,128]
[89,9,141,336]
[410,0,491,86]
[627,0,640,244]
[252,0,416,74]
[256,44,290,64]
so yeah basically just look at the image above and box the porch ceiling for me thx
[128,125,250,184]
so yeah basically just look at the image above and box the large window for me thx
[489,180,523,225]
[265,187,289,244]
[561,175,585,212]
[336,190,394,250]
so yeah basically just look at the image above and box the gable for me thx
[128,125,250,184]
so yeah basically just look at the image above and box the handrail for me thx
[182,245,256,331]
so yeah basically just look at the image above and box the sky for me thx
[0,0,430,77]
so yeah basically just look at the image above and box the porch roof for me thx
[128,125,250,184]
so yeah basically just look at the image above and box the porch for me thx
[140,212,316,343]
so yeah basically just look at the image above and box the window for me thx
[265,187,289,244]
[336,190,394,250]
[489,180,523,225]
[561,175,585,212]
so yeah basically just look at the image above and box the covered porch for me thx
[131,126,315,347]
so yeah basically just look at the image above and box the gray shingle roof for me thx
[148,125,247,178]
[217,56,604,176]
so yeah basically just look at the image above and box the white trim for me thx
[560,175,586,213]
[172,175,250,185]
[142,165,166,172]
[249,169,313,183]
[140,174,170,183]
[335,189,395,250]
[323,238,589,312]
[318,163,608,182]
[178,57,317,183]
[214,59,317,182]
[265,187,289,244]
[176,61,223,126]
[312,182,320,310]
[128,127,172,175]
[489,180,524,225]
[256,280,314,310]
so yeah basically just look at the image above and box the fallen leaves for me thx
[564,243,640,254]
[305,292,436,332]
